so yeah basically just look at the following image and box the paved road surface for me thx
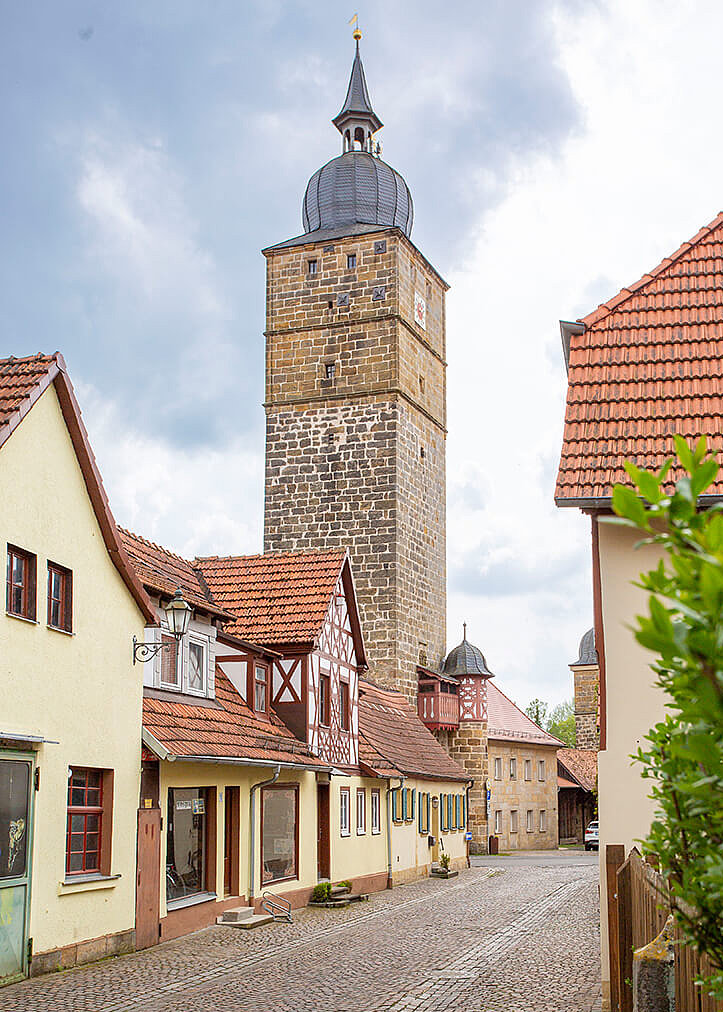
[3,853,600,1011]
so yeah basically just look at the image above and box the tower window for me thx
[419,375,425,394]
[420,446,426,460]
[347,253,357,270]
[325,363,336,380]
[308,259,318,275]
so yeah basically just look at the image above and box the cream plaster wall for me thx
[329,775,388,883]
[597,520,667,999]
[159,763,319,915]
[488,741,559,852]
[0,386,147,955]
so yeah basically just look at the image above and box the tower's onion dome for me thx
[572,627,597,666]
[443,625,494,679]
[301,33,413,238]
[303,152,413,235]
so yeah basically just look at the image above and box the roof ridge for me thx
[194,547,348,563]
[118,525,195,567]
[581,210,723,329]
[487,680,564,745]
[0,351,58,371]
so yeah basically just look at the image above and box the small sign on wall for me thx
[192,798,205,815]
[465,831,472,841]
[414,291,426,330]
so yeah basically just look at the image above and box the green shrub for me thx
[310,882,331,902]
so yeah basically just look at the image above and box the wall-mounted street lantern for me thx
[132,588,192,665]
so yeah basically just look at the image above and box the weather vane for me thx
[348,12,362,41]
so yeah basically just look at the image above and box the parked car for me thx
[584,820,599,851]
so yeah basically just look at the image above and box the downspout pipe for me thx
[386,776,404,889]
[249,764,280,904]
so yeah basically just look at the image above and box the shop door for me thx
[317,784,330,880]
[0,754,34,985]
[223,787,240,897]
[135,808,161,950]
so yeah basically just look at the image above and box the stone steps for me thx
[216,906,274,929]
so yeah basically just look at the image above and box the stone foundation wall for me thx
[449,721,489,854]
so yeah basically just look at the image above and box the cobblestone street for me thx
[3,854,600,1012]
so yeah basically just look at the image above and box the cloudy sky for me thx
[3,0,722,709]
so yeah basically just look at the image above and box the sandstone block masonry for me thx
[448,722,489,855]
[263,228,448,701]
[572,664,599,750]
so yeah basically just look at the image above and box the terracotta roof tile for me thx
[194,550,347,646]
[557,211,723,503]
[358,679,469,782]
[487,682,563,747]
[143,666,327,767]
[557,748,598,793]
[0,353,58,436]
[119,528,231,620]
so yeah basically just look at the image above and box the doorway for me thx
[0,753,34,985]
[430,795,440,863]
[223,787,240,897]
[317,784,330,880]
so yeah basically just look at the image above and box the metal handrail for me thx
[261,890,292,923]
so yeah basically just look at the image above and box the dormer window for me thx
[188,640,206,694]
[160,633,180,688]
[254,664,268,712]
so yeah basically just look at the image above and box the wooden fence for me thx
[607,845,722,1012]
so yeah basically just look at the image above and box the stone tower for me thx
[263,37,447,700]
[570,628,599,750]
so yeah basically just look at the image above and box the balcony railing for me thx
[418,680,459,729]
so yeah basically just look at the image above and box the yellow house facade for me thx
[0,354,155,983]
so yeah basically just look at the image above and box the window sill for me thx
[6,611,38,626]
[58,873,121,895]
[47,624,74,637]
[263,875,297,887]
[167,891,217,912]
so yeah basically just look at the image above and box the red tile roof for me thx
[194,549,348,647]
[487,682,563,747]
[358,680,470,782]
[119,528,231,620]
[0,353,155,623]
[557,748,598,793]
[143,666,327,767]
[557,211,723,504]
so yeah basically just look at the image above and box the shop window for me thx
[356,788,366,835]
[0,760,30,879]
[254,664,268,712]
[340,787,350,837]
[262,785,298,884]
[371,789,381,834]
[319,673,330,726]
[509,758,517,780]
[494,757,502,780]
[166,787,208,902]
[67,768,111,876]
[340,680,350,731]
[524,759,532,781]
[510,809,519,833]
[6,545,36,621]
[47,562,72,632]
[538,760,546,782]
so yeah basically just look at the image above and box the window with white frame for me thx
[538,760,546,781]
[371,789,381,834]
[494,810,501,834]
[187,640,206,694]
[524,759,532,781]
[340,787,350,837]
[526,809,534,832]
[510,809,519,833]
[509,758,517,780]
[539,809,546,832]
[494,757,502,780]
[356,788,366,834]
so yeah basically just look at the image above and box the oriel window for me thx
[47,562,72,632]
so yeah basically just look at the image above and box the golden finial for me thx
[349,13,362,41]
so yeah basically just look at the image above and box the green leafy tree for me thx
[548,700,576,746]
[525,698,548,727]
[612,435,723,999]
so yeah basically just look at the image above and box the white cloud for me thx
[446,0,723,708]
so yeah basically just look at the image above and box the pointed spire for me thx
[463,621,467,641]
[332,35,383,151]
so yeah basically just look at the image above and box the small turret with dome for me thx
[302,29,414,237]
[443,625,494,723]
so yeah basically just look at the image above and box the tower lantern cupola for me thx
[332,33,383,153]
